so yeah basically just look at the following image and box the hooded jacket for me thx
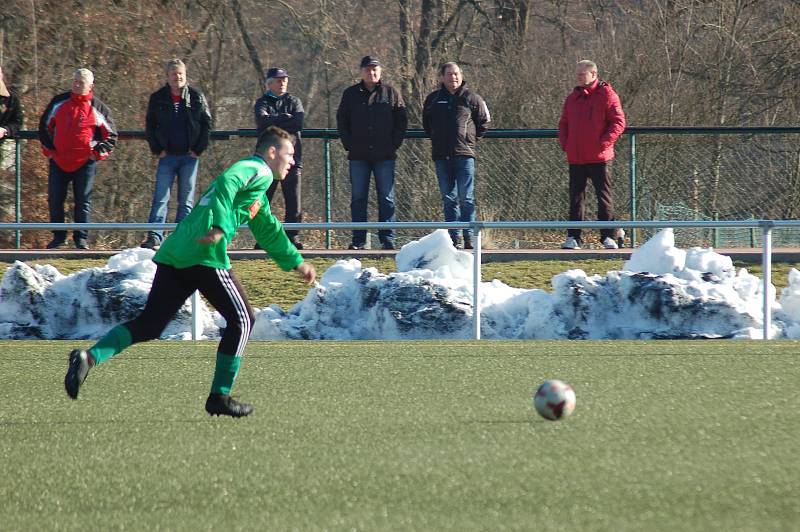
[558,79,626,165]
[38,91,117,172]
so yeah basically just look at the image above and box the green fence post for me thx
[713,212,720,248]
[15,138,21,249]
[324,133,332,249]
[629,133,637,247]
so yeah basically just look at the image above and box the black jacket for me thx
[422,83,490,160]
[145,84,212,156]
[336,81,408,161]
[0,91,23,140]
[253,92,304,166]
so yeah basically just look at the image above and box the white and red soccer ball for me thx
[534,379,576,420]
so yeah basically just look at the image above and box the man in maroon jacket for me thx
[558,60,626,250]
[39,68,117,250]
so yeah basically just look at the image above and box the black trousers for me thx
[567,162,615,240]
[266,166,302,241]
[124,263,255,357]
[48,159,95,242]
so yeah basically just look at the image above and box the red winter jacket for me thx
[558,79,625,165]
[38,91,117,172]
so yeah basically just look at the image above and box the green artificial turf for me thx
[2,340,798,531]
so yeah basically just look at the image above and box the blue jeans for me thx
[349,159,396,245]
[48,159,96,242]
[435,157,476,240]
[146,154,199,242]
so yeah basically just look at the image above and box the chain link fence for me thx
[4,129,800,249]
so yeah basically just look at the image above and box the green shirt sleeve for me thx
[250,207,303,271]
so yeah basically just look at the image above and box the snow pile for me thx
[1,228,796,340]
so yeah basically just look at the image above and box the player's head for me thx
[255,126,295,180]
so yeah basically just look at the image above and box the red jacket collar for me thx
[575,79,600,97]
[70,91,93,102]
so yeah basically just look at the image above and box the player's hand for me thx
[196,227,224,245]
[295,262,316,284]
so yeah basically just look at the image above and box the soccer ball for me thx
[533,379,576,420]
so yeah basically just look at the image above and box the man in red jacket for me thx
[39,68,117,250]
[558,60,626,250]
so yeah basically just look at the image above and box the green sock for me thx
[87,325,133,365]
[210,352,241,395]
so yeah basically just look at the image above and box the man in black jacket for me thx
[254,67,305,249]
[423,62,490,249]
[0,65,23,144]
[142,59,212,249]
[336,56,408,250]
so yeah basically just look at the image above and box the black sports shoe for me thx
[348,242,366,250]
[64,349,91,400]
[46,238,67,249]
[463,237,474,250]
[381,241,395,250]
[291,240,304,250]
[205,394,254,418]
[75,238,89,250]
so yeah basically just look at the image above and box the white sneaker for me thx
[561,236,581,250]
[602,237,619,249]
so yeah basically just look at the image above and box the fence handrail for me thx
[1,219,797,232]
[10,125,800,141]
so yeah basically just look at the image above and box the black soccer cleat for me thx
[64,349,91,400]
[205,394,254,418]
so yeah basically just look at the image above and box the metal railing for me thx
[0,219,790,341]
[7,126,800,249]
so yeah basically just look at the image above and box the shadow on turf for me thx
[0,419,213,426]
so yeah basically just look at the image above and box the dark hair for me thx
[255,126,293,154]
[439,62,460,76]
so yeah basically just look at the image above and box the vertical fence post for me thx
[15,138,22,249]
[472,223,482,340]
[628,133,637,247]
[324,133,332,249]
[761,222,773,340]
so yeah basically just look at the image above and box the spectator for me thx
[558,59,626,250]
[142,59,212,249]
[0,65,23,143]
[38,68,117,250]
[254,67,305,249]
[63,126,316,418]
[422,62,490,249]
[336,55,408,250]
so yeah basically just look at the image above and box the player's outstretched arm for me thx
[294,262,316,284]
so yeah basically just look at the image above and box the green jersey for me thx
[154,155,303,271]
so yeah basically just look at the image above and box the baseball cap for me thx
[360,56,380,68]
[265,67,289,79]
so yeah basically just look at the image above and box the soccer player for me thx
[63,126,316,418]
